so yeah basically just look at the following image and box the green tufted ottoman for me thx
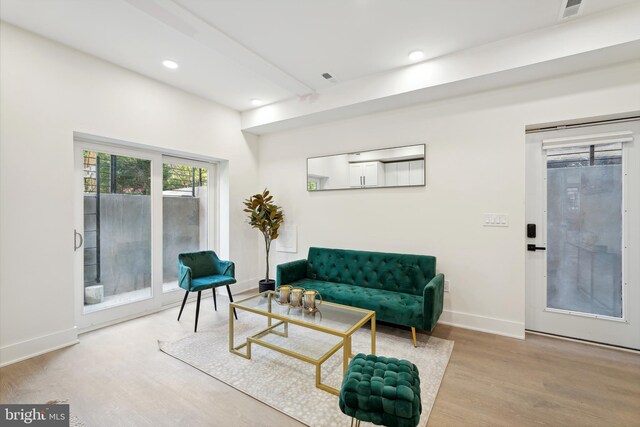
[339,354,422,427]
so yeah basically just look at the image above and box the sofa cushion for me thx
[307,247,435,296]
[296,279,424,328]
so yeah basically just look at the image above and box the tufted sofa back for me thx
[306,247,436,296]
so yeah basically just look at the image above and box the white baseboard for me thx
[0,327,79,368]
[439,309,525,340]
[218,278,260,295]
[3,280,262,364]
[0,292,522,368]
[80,280,260,334]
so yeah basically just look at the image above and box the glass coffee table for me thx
[229,291,376,395]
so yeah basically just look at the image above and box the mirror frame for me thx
[306,143,426,192]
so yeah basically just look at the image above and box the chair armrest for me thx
[179,264,192,291]
[217,260,235,278]
[276,259,308,286]
[422,273,444,332]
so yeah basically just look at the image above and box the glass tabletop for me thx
[232,291,373,335]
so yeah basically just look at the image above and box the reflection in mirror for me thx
[307,144,425,191]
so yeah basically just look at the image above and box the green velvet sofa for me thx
[276,247,444,345]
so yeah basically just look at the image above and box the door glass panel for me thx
[162,162,208,292]
[546,143,623,318]
[82,151,152,313]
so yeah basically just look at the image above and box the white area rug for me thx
[159,313,453,426]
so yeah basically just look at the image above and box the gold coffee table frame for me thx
[229,291,376,395]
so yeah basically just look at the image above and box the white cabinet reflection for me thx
[307,144,425,191]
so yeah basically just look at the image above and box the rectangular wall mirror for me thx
[307,144,425,191]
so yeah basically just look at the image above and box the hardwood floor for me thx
[428,327,639,426]
[1,295,639,426]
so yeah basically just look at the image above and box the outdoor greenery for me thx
[83,151,207,195]
[243,189,284,281]
[163,163,207,192]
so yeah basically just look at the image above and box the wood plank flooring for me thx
[1,294,639,426]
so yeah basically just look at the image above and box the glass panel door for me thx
[525,119,640,349]
[75,140,218,329]
[82,150,152,313]
[546,143,623,318]
[162,159,210,293]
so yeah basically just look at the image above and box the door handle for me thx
[74,229,84,251]
[527,244,546,252]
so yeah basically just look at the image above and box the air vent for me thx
[560,0,584,19]
[321,72,337,83]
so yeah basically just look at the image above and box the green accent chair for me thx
[178,250,237,332]
[276,247,444,345]
[340,354,422,427]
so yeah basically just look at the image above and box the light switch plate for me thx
[483,213,509,227]
[444,280,450,293]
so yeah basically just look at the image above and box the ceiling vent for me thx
[560,0,584,20]
[321,72,338,83]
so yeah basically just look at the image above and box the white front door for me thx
[525,120,640,349]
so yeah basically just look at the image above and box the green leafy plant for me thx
[243,189,284,282]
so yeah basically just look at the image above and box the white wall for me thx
[0,23,260,365]
[259,61,640,339]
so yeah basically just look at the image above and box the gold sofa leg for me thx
[411,327,417,347]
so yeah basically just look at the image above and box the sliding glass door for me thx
[162,157,211,293]
[81,149,153,313]
[74,140,216,329]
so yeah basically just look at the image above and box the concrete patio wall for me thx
[84,192,203,296]
[163,191,204,283]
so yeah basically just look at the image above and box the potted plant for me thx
[243,189,284,292]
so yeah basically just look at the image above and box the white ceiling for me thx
[174,0,634,87]
[1,0,637,112]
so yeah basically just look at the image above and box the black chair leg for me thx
[212,289,218,311]
[177,290,189,321]
[226,285,238,320]
[194,291,202,332]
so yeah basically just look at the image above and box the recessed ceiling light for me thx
[408,50,424,61]
[162,59,179,69]
[251,98,263,106]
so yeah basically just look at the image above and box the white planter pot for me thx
[85,285,104,304]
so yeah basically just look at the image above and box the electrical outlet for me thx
[444,280,450,293]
